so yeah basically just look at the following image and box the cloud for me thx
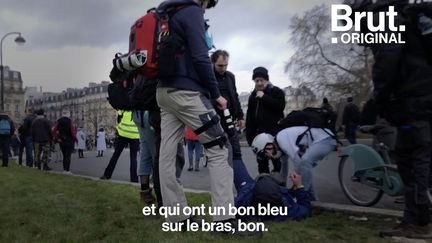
[0,0,340,93]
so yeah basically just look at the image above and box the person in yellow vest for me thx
[100,110,140,182]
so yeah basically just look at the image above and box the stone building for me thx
[25,81,117,140]
[0,66,25,124]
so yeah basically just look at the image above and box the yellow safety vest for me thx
[116,110,139,139]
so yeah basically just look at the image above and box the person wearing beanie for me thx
[246,67,285,145]
[245,66,286,179]
[321,97,333,111]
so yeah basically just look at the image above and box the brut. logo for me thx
[331,4,405,44]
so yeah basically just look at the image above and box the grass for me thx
[0,163,397,243]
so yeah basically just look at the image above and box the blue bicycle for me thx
[338,125,404,206]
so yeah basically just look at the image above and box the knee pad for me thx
[194,113,221,136]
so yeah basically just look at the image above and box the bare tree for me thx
[285,5,374,103]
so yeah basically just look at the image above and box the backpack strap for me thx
[321,128,343,147]
[295,127,313,146]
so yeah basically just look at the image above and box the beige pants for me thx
[156,87,234,222]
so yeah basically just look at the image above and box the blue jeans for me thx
[294,137,336,199]
[133,110,162,205]
[345,124,357,144]
[25,136,35,166]
[133,111,158,176]
[186,140,202,169]
[233,159,254,192]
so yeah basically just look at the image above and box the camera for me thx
[223,109,236,137]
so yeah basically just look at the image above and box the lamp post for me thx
[1,32,26,111]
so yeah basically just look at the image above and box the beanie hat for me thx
[252,67,269,81]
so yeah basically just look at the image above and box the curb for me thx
[311,201,403,218]
[50,171,402,218]
[48,171,211,194]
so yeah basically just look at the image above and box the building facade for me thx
[0,66,25,123]
[25,81,117,140]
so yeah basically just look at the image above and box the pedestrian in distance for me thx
[76,127,86,158]
[342,97,360,144]
[31,109,53,171]
[185,127,202,171]
[96,128,107,157]
[0,110,15,167]
[18,109,36,167]
[52,111,77,174]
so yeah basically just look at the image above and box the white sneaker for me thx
[63,171,73,175]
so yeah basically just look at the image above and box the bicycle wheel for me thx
[338,156,384,207]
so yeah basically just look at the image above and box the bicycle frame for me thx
[339,144,404,197]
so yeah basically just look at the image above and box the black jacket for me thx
[342,103,360,126]
[366,3,432,123]
[245,84,285,145]
[19,113,36,138]
[31,116,52,143]
[157,0,221,99]
[214,70,244,121]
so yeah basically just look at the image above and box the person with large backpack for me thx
[346,0,432,239]
[18,109,36,167]
[276,127,336,201]
[150,0,256,234]
[273,106,338,199]
[0,111,15,167]
[52,111,77,174]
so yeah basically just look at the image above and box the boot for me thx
[43,164,52,171]
[140,188,156,204]
[380,223,432,239]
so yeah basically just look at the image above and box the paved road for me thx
[47,142,403,211]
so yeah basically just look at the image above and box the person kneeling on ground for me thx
[233,159,311,221]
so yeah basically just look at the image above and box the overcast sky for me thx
[1,0,337,94]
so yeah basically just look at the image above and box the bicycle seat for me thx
[359,125,387,135]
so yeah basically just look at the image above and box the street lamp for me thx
[1,32,26,111]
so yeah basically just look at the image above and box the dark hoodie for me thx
[157,0,221,99]
[245,83,286,145]
[363,1,432,121]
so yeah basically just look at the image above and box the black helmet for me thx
[207,0,218,9]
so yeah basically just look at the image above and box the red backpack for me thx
[128,5,191,79]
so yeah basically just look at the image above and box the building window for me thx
[15,104,19,112]
[13,72,19,80]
